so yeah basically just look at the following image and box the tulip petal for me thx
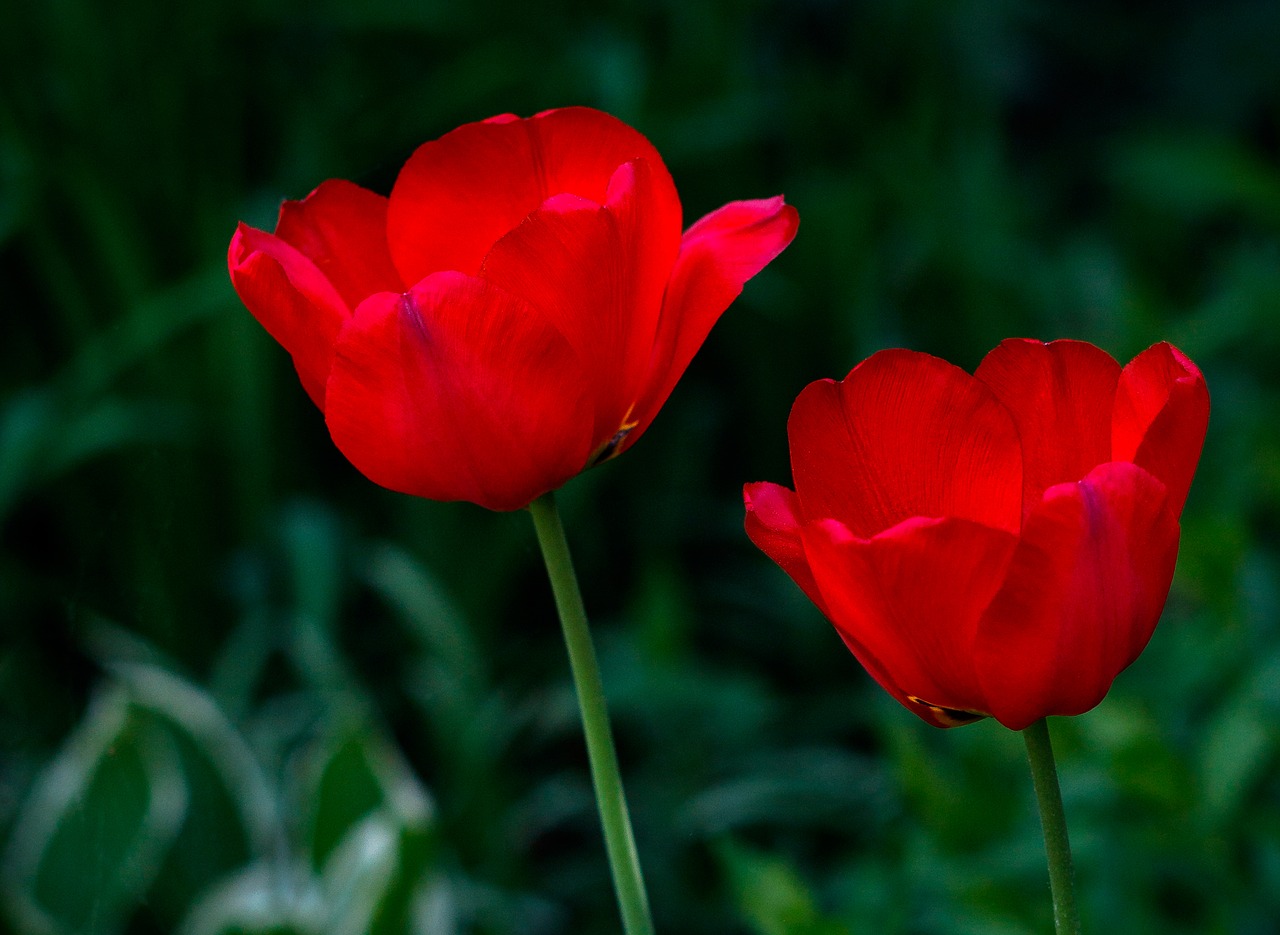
[803,516,1019,727]
[975,339,1122,514]
[1112,342,1209,518]
[975,461,1180,730]
[743,482,825,613]
[387,107,678,285]
[324,272,594,511]
[274,179,403,310]
[228,223,350,407]
[622,197,799,453]
[480,158,681,447]
[788,350,1023,537]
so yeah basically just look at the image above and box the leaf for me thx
[361,542,480,686]
[0,388,184,522]
[1198,651,1280,824]
[678,747,894,837]
[308,735,388,868]
[109,662,281,859]
[0,389,55,519]
[2,689,188,935]
[320,814,401,935]
[716,839,851,935]
[1110,134,1280,224]
[301,728,436,935]
[176,862,323,935]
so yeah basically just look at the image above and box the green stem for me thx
[528,491,655,935]
[1022,718,1082,935]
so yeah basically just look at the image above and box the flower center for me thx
[906,695,988,727]
[589,415,640,467]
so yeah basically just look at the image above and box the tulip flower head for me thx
[745,339,1208,730]
[230,107,798,511]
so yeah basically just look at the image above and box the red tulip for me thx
[745,340,1209,730]
[229,107,798,510]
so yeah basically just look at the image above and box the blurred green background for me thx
[1,1,1276,932]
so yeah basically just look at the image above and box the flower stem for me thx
[1022,718,1082,935]
[528,491,655,935]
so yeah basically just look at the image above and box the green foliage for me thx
[3,0,1279,932]
[717,840,850,935]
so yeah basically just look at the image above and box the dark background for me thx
[2,1,1277,932]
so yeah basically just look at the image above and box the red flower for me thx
[229,107,797,510]
[745,340,1209,730]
